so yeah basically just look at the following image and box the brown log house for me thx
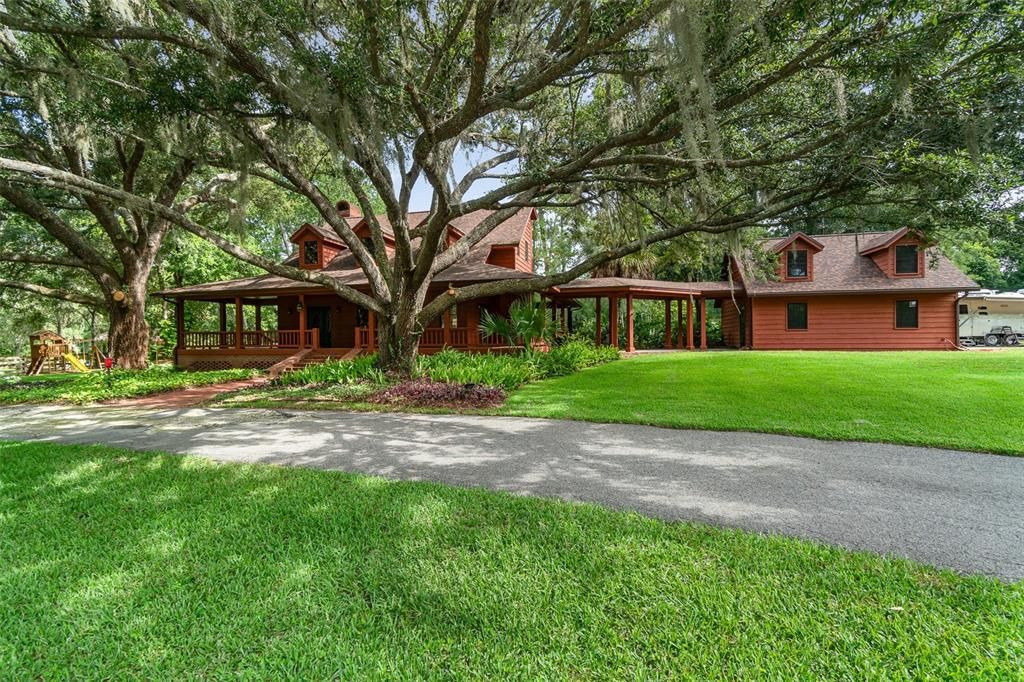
[157,205,978,371]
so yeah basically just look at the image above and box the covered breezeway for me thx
[544,278,744,352]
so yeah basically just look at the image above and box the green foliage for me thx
[417,350,539,390]
[278,343,620,392]
[532,340,621,378]
[276,354,384,386]
[479,298,548,350]
[2,440,1021,678]
[503,351,1024,456]
[0,367,255,405]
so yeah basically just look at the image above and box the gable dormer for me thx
[772,232,824,282]
[858,228,927,278]
[289,224,345,270]
[485,208,536,272]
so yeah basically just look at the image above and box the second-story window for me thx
[303,240,319,265]
[786,249,808,278]
[895,244,919,274]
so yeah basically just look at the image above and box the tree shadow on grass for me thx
[0,442,1020,679]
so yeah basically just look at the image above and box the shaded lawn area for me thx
[0,366,257,405]
[500,351,1024,455]
[1,441,1022,678]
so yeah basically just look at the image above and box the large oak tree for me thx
[0,0,1019,372]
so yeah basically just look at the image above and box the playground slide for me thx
[62,353,90,372]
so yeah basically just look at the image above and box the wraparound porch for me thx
[169,292,516,370]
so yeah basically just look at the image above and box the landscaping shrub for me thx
[277,354,385,386]
[418,349,538,390]
[274,343,619,394]
[369,379,506,409]
[535,340,621,377]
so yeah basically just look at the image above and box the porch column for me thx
[699,297,708,350]
[234,296,243,349]
[595,297,602,346]
[468,304,481,347]
[218,302,227,348]
[567,306,574,334]
[686,296,695,350]
[625,295,635,353]
[255,304,262,331]
[676,299,684,349]
[174,298,185,364]
[367,309,376,351]
[609,297,619,349]
[443,308,452,347]
[663,300,672,349]
[298,294,307,349]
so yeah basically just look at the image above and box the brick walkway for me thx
[102,377,268,409]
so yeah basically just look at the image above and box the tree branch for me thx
[0,278,104,309]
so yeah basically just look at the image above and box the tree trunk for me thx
[376,300,422,377]
[107,294,150,369]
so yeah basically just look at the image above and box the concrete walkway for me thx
[1,405,1021,580]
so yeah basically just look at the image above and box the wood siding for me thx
[486,245,516,269]
[750,293,958,350]
[868,237,925,278]
[720,298,746,347]
[277,294,358,348]
[486,216,534,272]
[516,218,534,272]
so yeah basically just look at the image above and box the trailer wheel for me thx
[1005,334,1019,346]
[984,333,1001,346]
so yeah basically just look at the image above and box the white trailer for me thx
[958,290,1024,346]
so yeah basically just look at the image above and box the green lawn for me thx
[1,441,1020,678]
[0,366,257,404]
[500,351,1024,455]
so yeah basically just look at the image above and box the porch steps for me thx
[267,348,314,379]
[268,348,362,378]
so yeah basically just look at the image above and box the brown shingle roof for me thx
[856,227,911,255]
[157,208,536,298]
[749,232,977,296]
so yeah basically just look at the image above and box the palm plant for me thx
[479,298,548,353]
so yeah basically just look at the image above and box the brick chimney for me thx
[335,200,361,217]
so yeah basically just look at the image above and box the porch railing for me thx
[183,331,234,349]
[354,327,505,350]
[181,328,318,350]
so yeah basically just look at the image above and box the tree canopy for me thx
[0,0,1020,369]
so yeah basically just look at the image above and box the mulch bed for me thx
[367,380,505,409]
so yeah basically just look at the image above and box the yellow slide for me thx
[62,353,89,372]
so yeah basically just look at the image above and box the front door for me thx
[308,306,332,347]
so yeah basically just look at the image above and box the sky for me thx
[395,147,511,212]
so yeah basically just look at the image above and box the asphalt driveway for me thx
[1,405,1021,580]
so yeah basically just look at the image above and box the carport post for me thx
[595,297,602,346]
[686,296,695,350]
[676,299,684,349]
[663,300,672,348]
[700,297,708,350]
[609,297,619,349]
[626,295,635,352]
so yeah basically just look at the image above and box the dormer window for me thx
[786,249,808,279]
[895,244,919,275]
[303,240,319,266]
